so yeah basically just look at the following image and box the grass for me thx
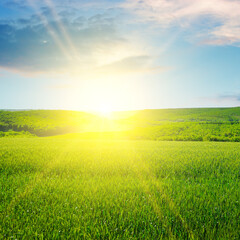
[2,108,240,141]
[0,138,239,239]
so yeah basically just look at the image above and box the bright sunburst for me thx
[96,103,113,117]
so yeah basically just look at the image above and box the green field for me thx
[1,138,239,239]
[1,108,240,141]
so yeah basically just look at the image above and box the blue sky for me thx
[0,0,240,111]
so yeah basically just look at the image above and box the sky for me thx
[1,0,240,111]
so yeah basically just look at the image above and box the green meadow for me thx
[1,107,240,141]
[0,109,240,239]
[1,139,240,239]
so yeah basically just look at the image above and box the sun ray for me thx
[131,148,196,240]
[26,0,73,62]
[43,0,80,61]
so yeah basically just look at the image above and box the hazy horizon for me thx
[1,105,240,115]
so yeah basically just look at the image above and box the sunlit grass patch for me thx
[0,139,239,239]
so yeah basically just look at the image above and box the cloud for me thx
[48,84,74,89]
[124,0,240,46]
[0,0,168,76]
[198,92,240,107]
[1,0,28,10]
[0,7,145,76]
[219,93,240,102]
[95,55,167,76]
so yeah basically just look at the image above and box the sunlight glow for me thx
[96,102,114,117]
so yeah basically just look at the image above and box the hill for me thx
[1,107,240,141]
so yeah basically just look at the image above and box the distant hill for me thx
[0,110,99,136]
[128,107,240,122]
[1,108,240,141]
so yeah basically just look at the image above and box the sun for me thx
[96,103,114,117]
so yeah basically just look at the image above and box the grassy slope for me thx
[1,107,240,141]
[0,110,99,136]
[129,107,240,122]
[0,138,239,239]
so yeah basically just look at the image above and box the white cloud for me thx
[124,0,240,46]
